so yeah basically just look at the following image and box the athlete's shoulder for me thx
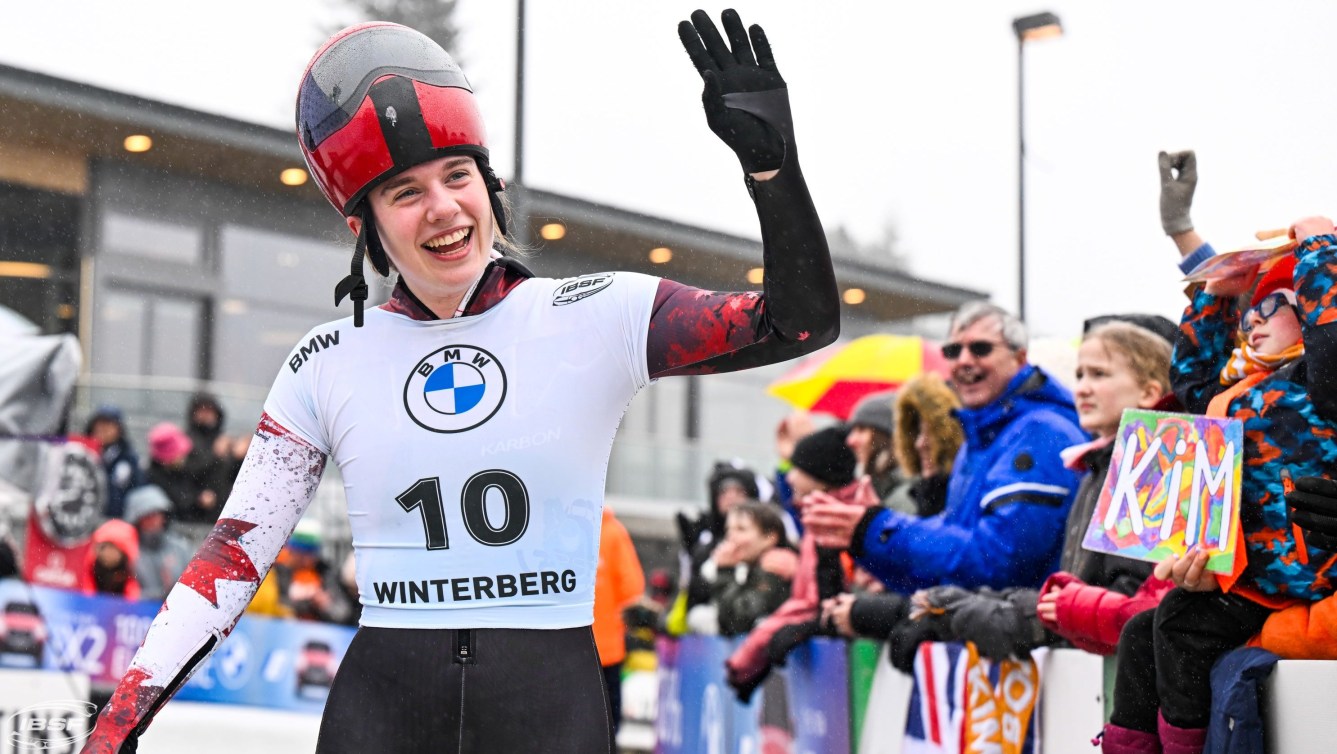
[544,271,660,308]
[279,312,394,376]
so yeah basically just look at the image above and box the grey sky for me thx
[3,1,1335,337]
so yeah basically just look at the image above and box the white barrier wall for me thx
[0,669,92,754]
[857,645,912,754]
[855,646,1107,754]
[1266,660,1337,754]
[138,702,322,753]
[1036,649,1106,751]
[0,668,321,754]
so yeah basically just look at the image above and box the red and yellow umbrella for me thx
[766,334,950,420]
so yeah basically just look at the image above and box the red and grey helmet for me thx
[296,23,509,325]
[296,22,504,225]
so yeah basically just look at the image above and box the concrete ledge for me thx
[1266,659,1337,753]
[138,702,321,753]
[1037,648,1106,752]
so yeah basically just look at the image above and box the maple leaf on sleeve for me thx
[178,519,262,608]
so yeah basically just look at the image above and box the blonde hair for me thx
[1082,322,1172,396]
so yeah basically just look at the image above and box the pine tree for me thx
[322,0,463,60]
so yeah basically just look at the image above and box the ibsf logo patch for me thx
[404,345,507,433]
[552,272,615,306]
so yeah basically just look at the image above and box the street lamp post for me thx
[510,0,529,246]
[514,0,526,187]
[1011,11,1062,323]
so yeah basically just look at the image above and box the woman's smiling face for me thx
[349,154,495,314]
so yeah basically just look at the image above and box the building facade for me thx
[0,63,985,544]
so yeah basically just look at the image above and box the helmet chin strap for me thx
[334,206,382,327]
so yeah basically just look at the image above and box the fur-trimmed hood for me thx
[894,373,964,477]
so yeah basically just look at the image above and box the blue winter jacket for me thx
[850,365,1086,594]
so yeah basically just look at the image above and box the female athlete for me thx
[83,8,837,753]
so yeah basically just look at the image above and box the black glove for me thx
[1286,474,1337,552]
[917,586,973,611]
[887,611,955,675]
[848,592,909,638]
[948,589,1048,662]
[623,603,659,631]
[678,9,790,174]
[676,511,707,552]
[766,619,819,667]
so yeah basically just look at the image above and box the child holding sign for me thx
[1102,211,1337,754]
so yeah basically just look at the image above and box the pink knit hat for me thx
[147,423,192,464]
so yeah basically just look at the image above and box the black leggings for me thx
[1110,589,1273,732]
[316,625,612,754]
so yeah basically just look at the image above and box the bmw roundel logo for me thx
[404,345,507,433]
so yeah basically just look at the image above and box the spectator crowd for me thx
[4,150,1337,753]
[646,151,1337,754]
[0,392,362,629]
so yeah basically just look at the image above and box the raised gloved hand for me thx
[1158,150,1198,236]
[1285,473,1337,553]
[678,9,790,174]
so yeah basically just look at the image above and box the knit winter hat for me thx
[1250,255,1297,308]
[708,461,761,504]
[1082,313,1178,347]
[84,405,125,435]
[123,485,173,525]
[789,426,857,487]
[288,520,323,555]
[848,391,896,436]
[147,423,192,465]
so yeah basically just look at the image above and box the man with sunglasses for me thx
[803,302,1086,595]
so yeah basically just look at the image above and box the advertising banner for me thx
[655,635,851,754]
[848,639,881,747]
[655,635,744,754]
[0,578,355,713]
[786,637,850,754]
[174,615,354,711]
[0,578,158,687]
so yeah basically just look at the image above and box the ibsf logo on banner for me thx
[4,700,96,752]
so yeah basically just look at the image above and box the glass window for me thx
[93,288,202,379]
[102,212,203,265]
[213,301,340,388]
[149,297,202,380]
[220,225,349,309]
[94,289,146,377]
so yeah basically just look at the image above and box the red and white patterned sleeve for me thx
[644,147,839,378]
[81,414,326,754]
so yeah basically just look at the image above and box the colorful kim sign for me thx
[1082,409,1243,574]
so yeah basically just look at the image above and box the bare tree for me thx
[321,0,463,60]
[826,220,907,271]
